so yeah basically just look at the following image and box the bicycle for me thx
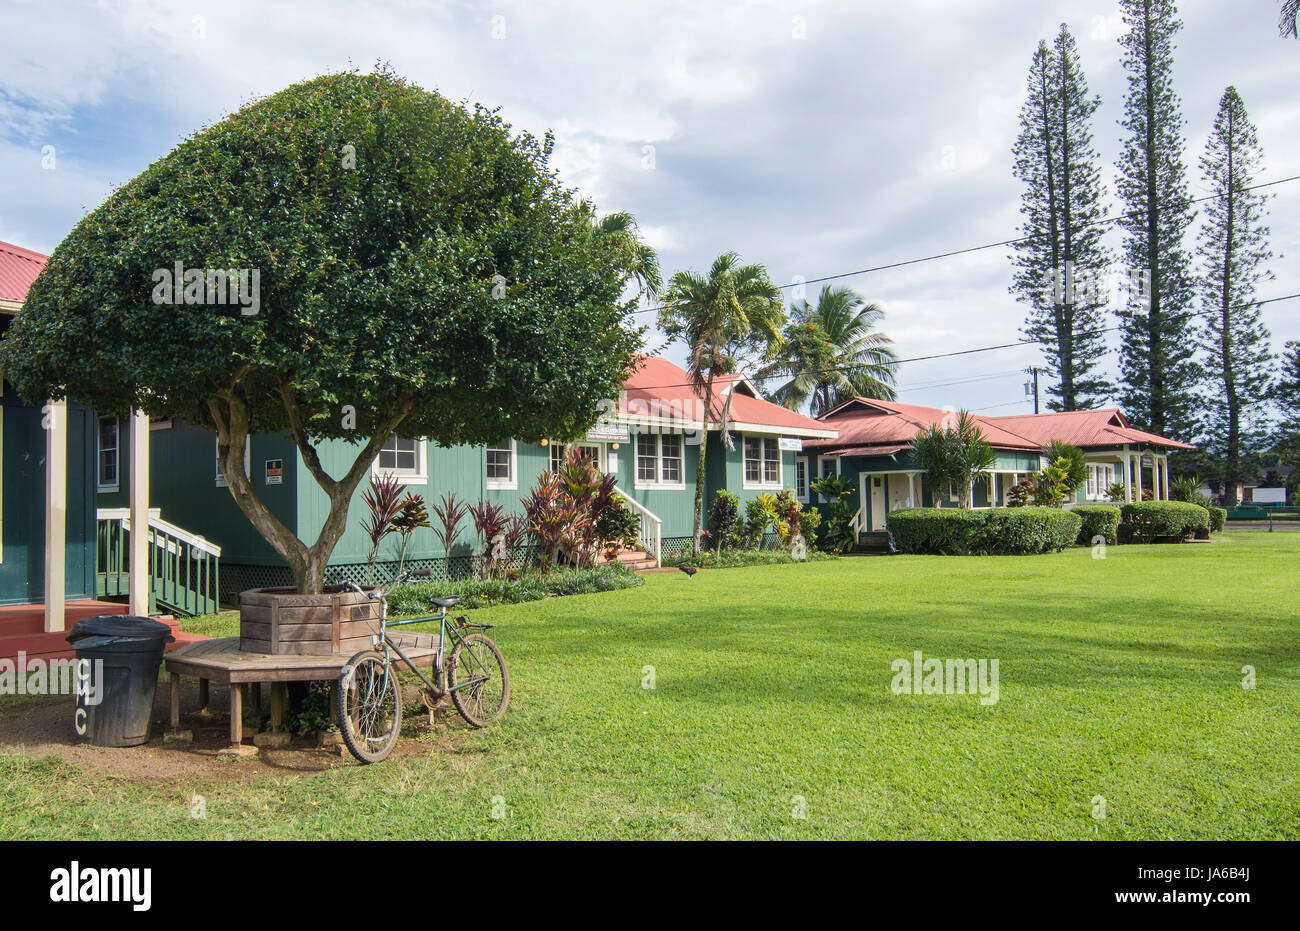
[335,568,510,764]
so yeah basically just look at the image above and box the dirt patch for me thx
[0,674,465,783]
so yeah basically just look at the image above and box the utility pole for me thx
[1024,367,1043,414]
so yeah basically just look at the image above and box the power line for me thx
[620,291,1300,393]
[631,172,1300,317]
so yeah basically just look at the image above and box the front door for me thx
[870,475,887,531]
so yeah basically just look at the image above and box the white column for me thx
[1161,455,1170,500]
[910,471,920,508]
[1122,450,1134,504]
[129,410,150,616]
[43,400,67,632]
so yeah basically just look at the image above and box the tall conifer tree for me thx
[1009,26,1111,411]
[1115,0,1199,437]
[1196,86,1275,494]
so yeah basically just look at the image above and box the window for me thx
[743,436,781,488]
[634,433,684,488]
[550,442,566,473]
[486,440,516,489]
[372,435,426,483]
[819,456,839,479]
[97,416,119,491]
[795,459,808,501]
[214,436,252,487]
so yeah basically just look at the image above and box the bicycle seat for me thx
[429,596,460,608]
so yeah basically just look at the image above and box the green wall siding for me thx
[0,391,97,605]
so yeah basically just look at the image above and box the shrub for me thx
[387,564,642,614]
[810,473,856,553]
[1007,478,1034,507]
[1208,507,1227,533]
[662,549,834,569]
[743,494,778,549]
[887,507,1079,555]
[1071,504,1122,545]
[982,508,1081,554]
[1119,500,1210,543]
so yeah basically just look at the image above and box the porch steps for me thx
[854,531,895,555]
[607,549,659,571]
[0,602,209,664]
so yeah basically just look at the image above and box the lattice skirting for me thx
[219,547,539,606]
[661,532,787,559]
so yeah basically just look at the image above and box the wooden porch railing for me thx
[96,508,222,617]
[612,489,662,567]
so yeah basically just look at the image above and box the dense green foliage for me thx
[887,507,1080,555]
[1208,506,1227,533]
[662,549,834,569]
[909,411,996,509]
[1119,500,1210,542]
[1072,504,1122,544]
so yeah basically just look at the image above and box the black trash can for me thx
[65,615,175,747]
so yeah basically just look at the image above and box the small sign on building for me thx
[779,437,803,451]
[265,459,283,485]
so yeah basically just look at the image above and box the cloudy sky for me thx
[2,0,1296,414]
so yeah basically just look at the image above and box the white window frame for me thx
[633,431,685,490]
[214,435,253,488]
[486,439,517,490]
[742,434,783,490]
[795,457,809,502]
[817,455,840,480]
[97,415,120,493]
[372,435,427,484]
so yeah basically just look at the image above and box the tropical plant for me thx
[468,500,510,577]
[594,211,661,299]
[909,411,996,509]
[1106,481,1129,503]
[706,490,742,551]
[658,252,784,550]
[810,473,856,553]
[391,493,430,577]
[1282,0,1299,38]
[430,492,470,579]
[1033,457,1074,507]
[360,474,405,584]
[1043,440,1088,497]
[0,69,643,593]
[743,493,778,549]
[595,498,641,559]
[772,489,804,550]
[756,285,898,415]
[1007,478,1034,507]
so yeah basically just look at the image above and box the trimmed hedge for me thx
[1208,507,1227,533]
[1118,500,1210,543]
[1072,504,1121,545]
[387,564,643,614]
[887,507,1081,555]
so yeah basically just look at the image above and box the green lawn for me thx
[3,532,1298,839]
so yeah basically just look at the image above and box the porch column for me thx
[1161,455,1170,500]
[1135,453,1145,500]
[910,471,920,508]
[43,400,67,632]
[1121,450,1134,504]
[129,410,150,616]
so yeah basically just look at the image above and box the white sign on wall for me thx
[779,437,803,451]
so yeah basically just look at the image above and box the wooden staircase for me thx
[0,601,208,664]
[854,531,896,555]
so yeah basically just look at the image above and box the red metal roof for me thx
[621,356,836,437]
[808,397,1192,452]
[0,240,48,304]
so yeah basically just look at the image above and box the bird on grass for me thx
[678,565,698,578]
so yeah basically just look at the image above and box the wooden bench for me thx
[164,634,440,747]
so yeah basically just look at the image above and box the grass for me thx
[3,531,1298,839]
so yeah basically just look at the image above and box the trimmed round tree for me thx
[0,70,644,593]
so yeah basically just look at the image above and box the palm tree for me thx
[659,253,784,549]
[1282,0,1299,37]
[594,211,661,299]
[910,411,995,509]
[757,285,898,416]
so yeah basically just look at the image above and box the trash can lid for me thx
[66,614,175,644]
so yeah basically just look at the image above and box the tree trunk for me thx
[692,368,716,552]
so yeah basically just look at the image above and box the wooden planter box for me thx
[238,587,380,656]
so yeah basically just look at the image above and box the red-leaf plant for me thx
[430,492,470,578]
[468,500,510,578]
[360,473,406,585]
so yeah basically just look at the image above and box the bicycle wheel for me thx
[449,633,510,728]
[336,650,402,763]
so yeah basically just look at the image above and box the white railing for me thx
[96,508,223,557]
[613,489,662,567]
[848,504,865,538]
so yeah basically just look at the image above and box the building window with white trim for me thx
[486,440,516,490]
[634,432,684,488]
[743,436,781,488]
[373,435,427,483]
[97,416,119,492]
[214,436,253,487]
[795,458,808,501]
